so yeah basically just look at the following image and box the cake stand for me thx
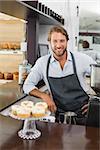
[9,111,50,140]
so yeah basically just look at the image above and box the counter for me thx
[0,80,47,113]
[0,81,99,150]
[0,114,99,150]
[0,81,26,112]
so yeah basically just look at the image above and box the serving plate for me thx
[9,110,51,140]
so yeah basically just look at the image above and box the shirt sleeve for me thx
[96,52,100,63]
[23,59,43,94]
[84,55,97,76]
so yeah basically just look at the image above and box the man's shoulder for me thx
[72,51,92,59]
[71,51,96,65]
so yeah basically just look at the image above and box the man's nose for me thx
[56,42,61,48]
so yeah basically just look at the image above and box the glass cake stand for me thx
[9,111,50,140]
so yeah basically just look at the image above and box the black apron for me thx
[46,52,89,116]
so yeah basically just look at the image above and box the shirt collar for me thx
[50,50,72,63]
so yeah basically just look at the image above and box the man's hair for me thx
[82,40,90,48]
[47,26,69,41]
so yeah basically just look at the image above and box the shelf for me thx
[0,50,22,55]
[0,0,64,65]
[0,0,63,25]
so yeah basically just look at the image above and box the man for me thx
[23,26,96,125]
[81,40,100,63]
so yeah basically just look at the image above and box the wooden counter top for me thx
[0,81,99,150]
[0,114,99,150]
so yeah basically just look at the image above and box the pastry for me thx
[31,102,48,118]
[32,106,46,118]
[21,100,34,107]
[4,72,13,80]
[11,105,22,116]
[35,102,48,111]
[0,72,4,79]
[16,108,31,118]
[13,72,19,81]
[11,104,31,118]
[11,101,48,118]
[21,100,34,111]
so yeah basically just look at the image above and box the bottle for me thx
[18,60,31,85]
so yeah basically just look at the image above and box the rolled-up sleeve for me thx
[23,59,43,94]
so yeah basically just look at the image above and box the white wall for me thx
[39,1,100,53]
[39,25,52,44]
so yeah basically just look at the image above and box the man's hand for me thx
[41,93,57,113]
[29,89,57,113]
[81,103,89,115]
[22,72,28,80]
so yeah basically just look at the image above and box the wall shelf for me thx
[0,0,64,64]
[0,0,64,25]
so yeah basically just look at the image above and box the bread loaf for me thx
[13,72,19,81]
[0,72,4,79]
[4,72,13,80]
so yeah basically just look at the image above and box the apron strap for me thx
[46,52,77,77]
[46,55,51,79]
[70,52,77,74]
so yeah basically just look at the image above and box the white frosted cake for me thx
[21,100,34,110]
[11,105,31,118]
[35,102,48,111]
[32,106,46,118]
[32,102,48,118]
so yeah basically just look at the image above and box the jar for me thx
[18,60,31,85]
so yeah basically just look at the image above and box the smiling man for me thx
[23,26,96,125]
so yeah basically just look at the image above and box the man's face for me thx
[50,32,67,57]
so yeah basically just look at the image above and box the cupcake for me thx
[13,72,19,81]
[16,108,31,118]
[21,100,34,111]
[4,72,13,80]
[0,72,4,79]
[32,106,46,118]
[11,104,31,118]
[35,102,48,111]
[11,105,23,116]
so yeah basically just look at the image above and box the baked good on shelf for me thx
[0,42,20,50]
[13,72,19,81]
[4,72,13,80]
[0,72,4,79]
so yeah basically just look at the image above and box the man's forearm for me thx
[29,89,47,99]
[29,89,57,112]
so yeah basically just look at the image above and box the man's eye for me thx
[53,40,57,43]
[61,40,65,43]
